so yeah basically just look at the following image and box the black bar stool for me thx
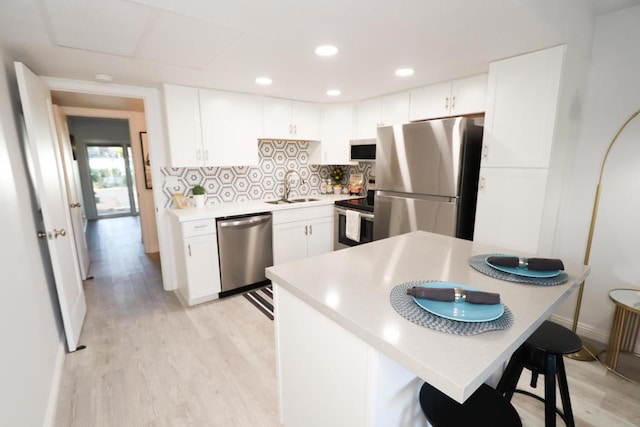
[419,382,522,427]
[496,321,582,427]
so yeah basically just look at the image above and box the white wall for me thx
[63,107,159,253]
[0,50,65,425]
[553,6,640,344]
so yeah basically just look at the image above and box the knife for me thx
[407,287,500,305]
[486,256,564,271]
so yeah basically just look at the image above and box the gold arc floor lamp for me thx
[568,108,640,361]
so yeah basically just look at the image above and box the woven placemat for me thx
[390,281,514,335]
[468,254,569,286]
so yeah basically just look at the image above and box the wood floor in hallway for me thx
[54,217,279,426]
[54,217,639,426]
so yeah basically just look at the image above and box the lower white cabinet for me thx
[473,168,548,254]
[171,218,221,306]
[273,205,334,265]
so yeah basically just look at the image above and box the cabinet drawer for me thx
[273,205,335,225]
[182,219,216,237]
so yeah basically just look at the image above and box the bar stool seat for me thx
[419,382,522,427]
[496,321,582,427]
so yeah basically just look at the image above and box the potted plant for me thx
[331,166,345,194]
[191,185,206,208]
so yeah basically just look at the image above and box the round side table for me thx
[606,288,640,380]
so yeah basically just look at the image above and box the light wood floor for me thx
[55,217,640,426]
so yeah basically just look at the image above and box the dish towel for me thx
[345,209,361,242]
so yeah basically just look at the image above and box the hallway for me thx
[55,217,279,426]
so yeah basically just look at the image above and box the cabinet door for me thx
[307,216,334,257]
[292,101,321,141]
[273,221,308,265]
[381,92,410,127]
[200,89,260,166]
[409,81,451,121]
[450,74,487,117]
[355,98,382,139]
[164,84,203,166]
[263,97,293,139]
[473,168,548,254]
[184,233,221,300]
[320,103,354,164]
[482,46,565,168]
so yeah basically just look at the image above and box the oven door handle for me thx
[335,207,374,221]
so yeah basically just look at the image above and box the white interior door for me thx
[15,62,87,352]
[52,105,90,279]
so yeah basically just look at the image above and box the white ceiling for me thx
[1,0,639,105]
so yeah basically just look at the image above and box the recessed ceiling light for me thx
[315,45,338,56]
[395,68,414,77]
[326,89,341,96]
[95,74,113,82]
[255,77,273,85]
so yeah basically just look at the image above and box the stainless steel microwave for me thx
[349,139,376,161]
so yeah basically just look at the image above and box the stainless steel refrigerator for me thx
[373,117,483,241]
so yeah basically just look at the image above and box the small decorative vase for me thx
[333,185,342,195]
[193,194,205,208]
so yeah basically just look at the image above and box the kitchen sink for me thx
[289,198,320,203]
[265,199,293,205]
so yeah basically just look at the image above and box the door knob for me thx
[53,229,67,238]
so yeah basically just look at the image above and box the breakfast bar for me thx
[265,231,590,426]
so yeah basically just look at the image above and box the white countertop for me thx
[166,194,356,222]
[265,230,590,402]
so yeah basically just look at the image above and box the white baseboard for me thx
[550,314,640,353]
[43,341,65,427]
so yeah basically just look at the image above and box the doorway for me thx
[86,144,139,218]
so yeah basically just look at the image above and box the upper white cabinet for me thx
[354,92,410,139]
[164,84,261,167]
[199,89,261,166]
[409,74,487,121]
[316,103,355,164]
[262,97,321,140]
[481,49,563,168]
[164,84,203,166]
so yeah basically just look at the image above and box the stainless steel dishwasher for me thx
[216,212,273,296]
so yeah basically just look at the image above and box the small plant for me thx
[330,166,344,184]
[192,185,206,196]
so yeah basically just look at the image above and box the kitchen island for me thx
[265,231,590,427]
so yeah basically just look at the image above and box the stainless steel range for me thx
[334,188,375,250]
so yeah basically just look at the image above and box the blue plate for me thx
[412,281,504,323]
[485,255,560,278]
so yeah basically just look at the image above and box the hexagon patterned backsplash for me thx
[161,140,374,207]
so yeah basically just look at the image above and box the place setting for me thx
[389,280,514,336]
[468,254,568,286]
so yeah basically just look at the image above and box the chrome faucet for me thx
[283,169,305,200]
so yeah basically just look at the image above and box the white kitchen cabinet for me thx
[473,45,586,255]
[481,48,563,168]
[199,89,261,166]
[171,218,221,306]
[273,205,334,265]
[164,84,261,167]
[473,168,548,254]
[164,84,202,166]
[354,92,410,139]
[315,103,355,164]
[409,74,487,121]
[262,97,321,140]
